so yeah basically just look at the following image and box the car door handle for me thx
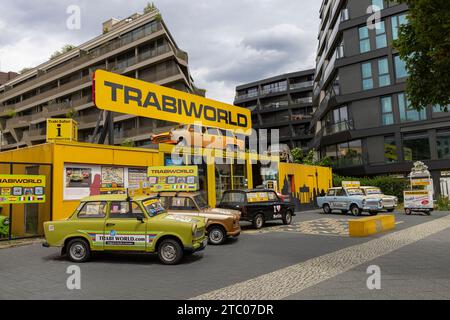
[106,223,115,227]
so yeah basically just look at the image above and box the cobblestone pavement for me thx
[0,211,448,299]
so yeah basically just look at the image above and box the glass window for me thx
[327,189,336,196]
[398,93,426,122]
[433,104,449,113]
[381,96,394,125]
[359,26,371,53]
[378,58,391,87]
[109,202,135,219]
[221,191,245,203]
[372,0,384,10]
[361,62,373,90]
[437,131,450,159]
[394,55,408,79]
[384,136,397,163]
[402,133,431,161]
[392,14,408,40]
[336,188,345,196]
[268,192,279,201]
[169,197,197,211]
[78,202,107,218]
[375,21,387,49]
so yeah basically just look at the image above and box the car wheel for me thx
[322,204,331,214]
[208,226,226,245]
[387,208,395,212]
[253,214,265,229]
[405,208,412,215]
[350,205,361,216]
[282,211,293,225]
[67,238,90,263]
[158,238,183,265]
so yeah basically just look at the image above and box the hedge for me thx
[333,174,409,202]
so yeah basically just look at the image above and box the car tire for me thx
[350,205,361,216]
[253,214,265,229]
[67,238,90,263]
[282,211,293,225]
[158,238,183,265]
[405,208,412,215]
[322,204,331,214]
[208,226,226,245]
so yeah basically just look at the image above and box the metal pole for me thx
[8,163,12,240]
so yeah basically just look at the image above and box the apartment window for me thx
[340,8,349,21]
[361,62,373,90]
[402,132,431,161]
[381,96,394,125]
[378,58,391,87]
[375,21,387,49]
[392,14,408,40]
[336,40,344,59]
[384,136,397,163]
[433,104,449,113]
[437,129,450,159]
[372,0,384,10]
[398,93,426,122]
[394,55,408,79]
[359,26,371,53]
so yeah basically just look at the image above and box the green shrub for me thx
[437,196,450,211]
[333,174,409,202]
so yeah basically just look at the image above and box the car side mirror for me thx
[136,213,145,223]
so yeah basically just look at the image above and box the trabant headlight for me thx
[3,218,10,226]
[394,197,398,205]
[378,200,383,207]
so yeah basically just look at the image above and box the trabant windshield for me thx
[346,188,364,196]
[365,188,382,195]
[142,199,166,217]
[194,194,209,209]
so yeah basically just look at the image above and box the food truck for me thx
[403,161,434,215]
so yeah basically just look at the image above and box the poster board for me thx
[0,174,46,204]
[146,166,199,192]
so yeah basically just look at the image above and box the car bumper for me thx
[185,238,207,253]
[227,228,241,237]
[362,205,383,211]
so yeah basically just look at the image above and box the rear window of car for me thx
[221,192,245,203]
[327,189,336,196]
[169,197,197,210]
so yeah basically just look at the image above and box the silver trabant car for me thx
[359,186,398,212]
[316,187,384,216]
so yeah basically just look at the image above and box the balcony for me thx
[332,156,363,168]
[260,86,287,95]
[235,91,258,100]
[289,81,314,90]
[323,119,354,136]
[0,21,164,102]
[292,97,313,104]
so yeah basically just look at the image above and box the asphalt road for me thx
[1,210,449,300]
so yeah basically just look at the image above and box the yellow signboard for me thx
[147,166,198,191]
[46,118,78,142]
[0,174,46,204]
[342,181,361,188]
[93,70,251,133]
[411,178,431,186]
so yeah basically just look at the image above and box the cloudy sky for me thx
[0,0,320,103]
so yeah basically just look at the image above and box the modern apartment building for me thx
[234,69,315,150]
[0,10,203,150]
[310,0,450,197]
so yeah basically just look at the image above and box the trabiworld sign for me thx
[93,70,251,133]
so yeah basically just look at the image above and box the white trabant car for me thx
[359,186,398,212]
[316,187,384,216]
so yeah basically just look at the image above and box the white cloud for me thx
[0,0,321,104]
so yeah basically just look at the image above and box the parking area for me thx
[1,210,449,300]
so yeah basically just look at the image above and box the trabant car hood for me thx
[162,213,204,224]
[204,208,241,220]
[364,194,396,201]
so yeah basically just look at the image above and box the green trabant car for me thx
[43,194,207,265]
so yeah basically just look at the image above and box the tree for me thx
[50,44,76,60]
[121,138,135,147]
[394,0,450,111]
[291,147,332,167]
[143,2,157,14]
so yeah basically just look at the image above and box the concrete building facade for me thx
[234,69,315,150]
[0,10,203,150]
[311,0,450,197]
